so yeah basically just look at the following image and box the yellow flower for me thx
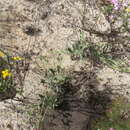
[126,8,130,13]
[0,51,5,57]
[1,69,11,79]
[12,56,23,61]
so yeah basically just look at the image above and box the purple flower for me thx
[108,0,120,10]
[122,0,129,7]
[109,128,114,130]
[128,61,130,65]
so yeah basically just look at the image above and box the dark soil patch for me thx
[0,87,16,101]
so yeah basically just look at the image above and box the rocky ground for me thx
[0,0,130,130]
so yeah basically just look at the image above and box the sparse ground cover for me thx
[93,97,130,130]
[0,0,130,130]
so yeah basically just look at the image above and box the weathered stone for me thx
[112,17,124,30]
[83,5,111,34]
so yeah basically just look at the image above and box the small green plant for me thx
[66,30,129,72]
[0,74,13,92]
[36,65,71,129]
[100,54,129,72]
[39,93,58,110]
[101,4,114,15]
[88,44,128,71]
[39,65,71,115]
[67,32,88,60]
[67,39,129,72]
[93,97,130,130]
[41,65,71,93]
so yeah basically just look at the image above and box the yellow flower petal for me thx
[1,69,11,79]
[12,56,23,61]
[0,51,5,57]
[126,8,130,13]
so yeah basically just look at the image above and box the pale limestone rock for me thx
[83,5,111,34]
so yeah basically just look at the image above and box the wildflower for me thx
[1,69,11,79]
[12,56,23,61]
[0,51,5,57]
[109,128,114,130]
[108,0,120,10]
[121,0,129,7]
[128,61,130,65]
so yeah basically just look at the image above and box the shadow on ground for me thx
[40,70,113,130]
[0,87,16,101]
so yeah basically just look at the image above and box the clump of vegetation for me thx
[40,65,71,108]
[0,50,13,96]
[67,34,129,72]
[67,32,88,60]
[28,65,72,129]
[0,49,24,100]
[93,96,130,130]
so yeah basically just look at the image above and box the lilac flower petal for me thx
[123,0,129,7]
[109,128,114,130]
[108,0,120,10]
